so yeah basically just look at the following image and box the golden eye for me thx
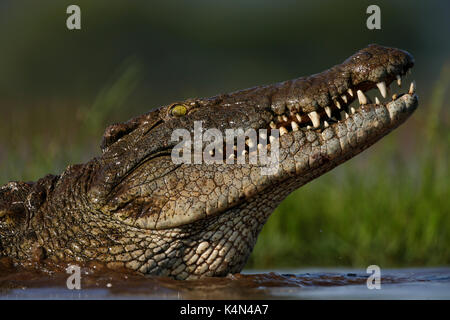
[171,104,187,117]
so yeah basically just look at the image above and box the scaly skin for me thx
[0,44,418,279]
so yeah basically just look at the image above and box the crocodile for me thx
[0,44,417,280]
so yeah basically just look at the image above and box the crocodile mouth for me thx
[268,69,416,135]
[213,66,417,159]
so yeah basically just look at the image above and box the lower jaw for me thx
[274,93,418,188]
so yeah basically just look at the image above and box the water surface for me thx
[0,261,448,299]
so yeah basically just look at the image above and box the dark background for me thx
[0,0,448,113]
[0,0,449,269]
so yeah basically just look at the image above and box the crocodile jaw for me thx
[175,92,419,279]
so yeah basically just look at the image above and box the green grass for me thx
[1,62,449,269]
[0,59,141,184]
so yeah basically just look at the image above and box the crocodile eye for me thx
[171,104,187,117]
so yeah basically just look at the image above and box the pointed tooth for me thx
[295,113,302,122]
[291,121,299,131]
[392,93,398,100]
[344,112,349,119]
[324,106,332,118]
[242,150,248,156]
[347,88,354,97]
[308,111,320,128]
[409,81,416,94]
[282,115,288,122]
[357,90,367,105]
[334,100,341,109]
[350,107,356,114]
[396,75,402,87]
[269,121,276,129]
[306,125,312,130]
[277,115,283,122]
[324,121,329,128]
[233,145,237,151]
[375,96,380,104]
[209,149,214,156]
[376,81,387,98]
[341,95,348,104]
[280,126,288,136]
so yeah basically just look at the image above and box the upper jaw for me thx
[269,72,417,137]
[267,44,416,136]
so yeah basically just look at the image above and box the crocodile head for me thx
[0,44,418,279]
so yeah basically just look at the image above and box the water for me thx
[0,262,449,299]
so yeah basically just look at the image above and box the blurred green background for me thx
[0,0,448,269]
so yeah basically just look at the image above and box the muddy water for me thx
[0,259,449,299]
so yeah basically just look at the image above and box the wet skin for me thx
[0,44,418,279]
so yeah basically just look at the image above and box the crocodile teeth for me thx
[347,88,354,97]
[209,149,214,156]
[341,95,348,104]
[392,93,398,100]
[375,96,380,104]
[409,81,416,94]
[295,113,302,122]
[308,111,320,128]
[344,112,349,119]
[307,125,312,130]
[350,107,356,114]
[357,90,367,105]
[324,106,332,118]
[334,100,341,109]
[324,121,329,128]
[282,115,289,122]
[246,139,255,148]
[396,75,402,87]
[270,121,276,129]
[291,121,299,131]
[376,81,387,98]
